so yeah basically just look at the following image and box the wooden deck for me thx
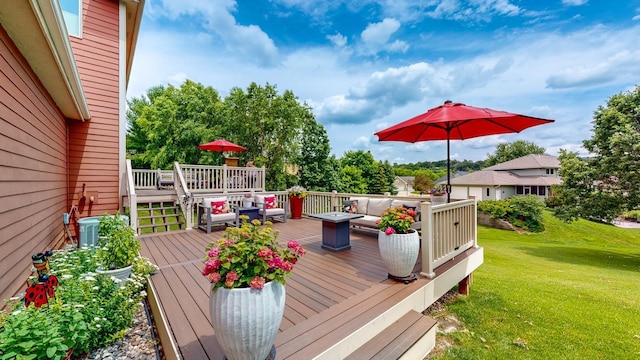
[139,217,483,359]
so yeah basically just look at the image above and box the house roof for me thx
[435,171,468,184]
[484,154,559,171]
[443,170,562,186]
[395,176,414,185]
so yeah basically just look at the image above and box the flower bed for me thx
[0,247,158,359]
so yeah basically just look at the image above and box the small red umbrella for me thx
[197,139,247,152]
[374,100,554,202]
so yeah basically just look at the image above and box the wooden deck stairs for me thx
[136,200,184,234]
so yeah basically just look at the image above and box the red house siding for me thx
[67,0,122,219]
[0,25,68,303]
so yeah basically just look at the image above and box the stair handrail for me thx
[173,162,193,229]
[125,159,138,233]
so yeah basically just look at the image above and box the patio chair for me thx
[197,196,240,233]
[254,194,287,223]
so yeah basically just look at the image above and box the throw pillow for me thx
[265,196,277,209]
[343,200,358,214]
[211,200,228,214]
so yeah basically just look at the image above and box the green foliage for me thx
[434,212,640,360]
[413,173,435,193]
[97,214,140,269]
[202,219,305,290]
[377,206,418,234]
[338,165,367,194]
[484,140,546,167]
[477,195,546,232]
[298,119,339,191]
[507,195,546,232]
[0,249,154,358]
[623,209,640,220]
[477,199,510,219]
[554,86,640,222]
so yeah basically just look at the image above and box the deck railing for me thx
[179,164,266,194]
[420,199,477,278]
[132,169,157,189]
[123,159,138,232]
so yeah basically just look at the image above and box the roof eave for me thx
[0,0,91,121]
[123,0,145,88]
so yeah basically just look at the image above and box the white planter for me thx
[378,230,420,278]
[96,265,132,284]
[209,281,285,360]
[430,195,446,205]
[242,200,253,208]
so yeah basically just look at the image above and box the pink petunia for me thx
[250,276,266,289]
[279,261,293,271]
[287,240,300,249]
[384,227,395,235]
[202,259,221,275]
[257,247,273,259]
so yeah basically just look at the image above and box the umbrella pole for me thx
[446,134,451,203]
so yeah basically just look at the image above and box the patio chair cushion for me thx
[366,198,393,216]
[350,197,369,215]
[211,200,229,214]
[203,197,228,208]
[265,195,277,209]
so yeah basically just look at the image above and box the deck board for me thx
[139,217,477,359]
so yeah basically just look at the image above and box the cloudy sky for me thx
[127,0,640,164]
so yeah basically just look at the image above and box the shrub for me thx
[624,209,640,221]
[478,195,546,232]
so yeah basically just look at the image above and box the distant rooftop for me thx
[484,154,559,171]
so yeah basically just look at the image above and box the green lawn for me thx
[434,212,640,359]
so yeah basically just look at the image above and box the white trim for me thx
[30,0,90,120]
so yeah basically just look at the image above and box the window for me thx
[539,186,546,196]
[486,188,490,197]
[531,186,538,195]
[546,168,555,175]
[60,0,81,37]
[516,186,524,195]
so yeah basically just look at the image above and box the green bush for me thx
[0,248,158,358]
[478,195,546,232]
[624,209,640,221]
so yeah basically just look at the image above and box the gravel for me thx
[75,299,163,360]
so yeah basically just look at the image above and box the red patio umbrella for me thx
[374,100,554,202]
[197,139,247,152]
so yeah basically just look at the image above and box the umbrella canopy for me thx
[197,139,247,153]
[374,100,555,202]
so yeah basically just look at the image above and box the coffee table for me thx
[309,212,364,252]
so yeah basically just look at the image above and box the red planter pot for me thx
[289,195,304,219]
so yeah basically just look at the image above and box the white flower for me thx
[140,290,147,297]
[62,274,73,279]
[12,310,22,316]
[94,317,101,321]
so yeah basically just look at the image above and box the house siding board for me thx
[68,0,121,220]
[0,25,67,304]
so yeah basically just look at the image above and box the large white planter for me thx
[378,230,420,278]
[243,199,253,208]
[430,195,446,205]
[209,281,285,360]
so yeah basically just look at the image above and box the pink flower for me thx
[250,276,266,289]
[279,261,293,271]
[257,247,273,259]
[208,272,221,283]
[224,239,235,247]
[225,271,239,288]
[202,259,221,275]
[384,227,395,235]
[287,240,300,249]
[207,248,219,258]
[268,255,283,269]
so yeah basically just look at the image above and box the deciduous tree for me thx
[485,140,546,167]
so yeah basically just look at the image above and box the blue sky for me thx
[128,0,640,164]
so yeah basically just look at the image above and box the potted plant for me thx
[242,192,253,208]
[202,218,306,360]
[96,215,140,281]
[376,206,420,283]
[429,185,447,205]
[287,185,307,219]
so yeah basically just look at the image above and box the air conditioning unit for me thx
[78,216,101,247]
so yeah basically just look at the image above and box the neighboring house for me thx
[0,0,144,304]
[394,176,414,195]
[439,154,561,201]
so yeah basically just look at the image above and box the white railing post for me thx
[420,202,436,278]
[125,159,138,234]
[174,162,193,229]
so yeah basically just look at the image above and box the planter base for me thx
[388,272,418,284]
[223,345,276,360]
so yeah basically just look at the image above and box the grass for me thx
[137,203,186,234]
[433,212,640,359]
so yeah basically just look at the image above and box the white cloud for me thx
[327,33,347,47]
[360,18,405,54]
[562,0,588,6]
